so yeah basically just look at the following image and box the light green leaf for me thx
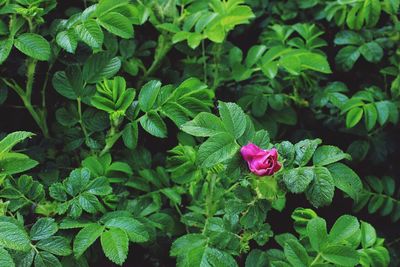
[98,12,133,39]
[73,223,104,258]
[34,251,61,267]
[104,217,149,243]
[359,42,383,63]
[283,167,314,193]
[0,38,13,64]
[0,131,33,154]
[181,112,225,137]
[36,236,72,256]
[306,167,334,208]
[56,30,78,53]
[327,163,362,200]
[139,111,167,138]
[75,19,104,49]
[346,107,363,128]
[197,132,239,168]
[321,246,359,266]
[14,33,50,61]
[245,249,268,267]
[219,101,247,139]
[283,239,309,267]
[0,221,30,251]
[30,218,58,241]
[335,46,360,71]
[246,45,267,67]
[82,52,121,83]
[294,139,321,166]
[122,122,138,150]
[360,221,376,248]
[313,145,351,166]
[138,80,161,112]
[100,228,129,265]
[363,103,377,131]
[307,217,328,252]
[328,215,360,244]
[0,247,15,267]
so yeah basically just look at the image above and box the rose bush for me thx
[0,0,399,266]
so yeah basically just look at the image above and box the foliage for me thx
[1,0,399,266]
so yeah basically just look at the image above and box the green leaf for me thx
[346,107,363,128]
[14,33,50,61]
[30,218,58,241]
[34,251,61,267]
[313,145,351,166]
[181,112,225,137]
[65,168,90,196]
[73,223,104,258]
[375,101,390,125]
[283,167,314,193]
[363,103,378,131]
[0,38,13,64]
[0,247,15,267]
[79,193,101,213]
[75,19,104,49]
[138,80,161,112]
[294,139,321,166]
[100,228,129,265]
[219,101,247,139]
[104,217,149,243]
[327,163,362,200]
[307,217,328,252]
[170,234,207,266]
[334,31,364,45]
[56,30,78,53]
[359,42,383,63]
[306,167,334,208]
[0,221,30,251]
[36,236,72,256]
[321,246,359,266]
[139,111,167,138]
[95,0,130,17]
[298,52,332,74]
[335,46,360,71]
[245,249,268,267]
[246,45,267,67]
[201,247,238,267]
[98,12,133,39]
[360,221,376,248]
[82,52,121,83]
[328,215,360,244]
[0,131,33,154]
[283,239,309,267]
[122,122,138,149]
[197,132,239,168]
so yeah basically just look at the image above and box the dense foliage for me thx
[0,0,399,266]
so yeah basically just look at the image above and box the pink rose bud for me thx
[240,143,282,176]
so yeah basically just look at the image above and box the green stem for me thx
[202,40,208,84]
[212,43,223,90]
[77,97,90,146]
[205,173,217,218]
[311,253,322,266]
[99,116,122,156]
[26,59,37,101]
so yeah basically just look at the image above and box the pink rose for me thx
[240,143,282,176]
